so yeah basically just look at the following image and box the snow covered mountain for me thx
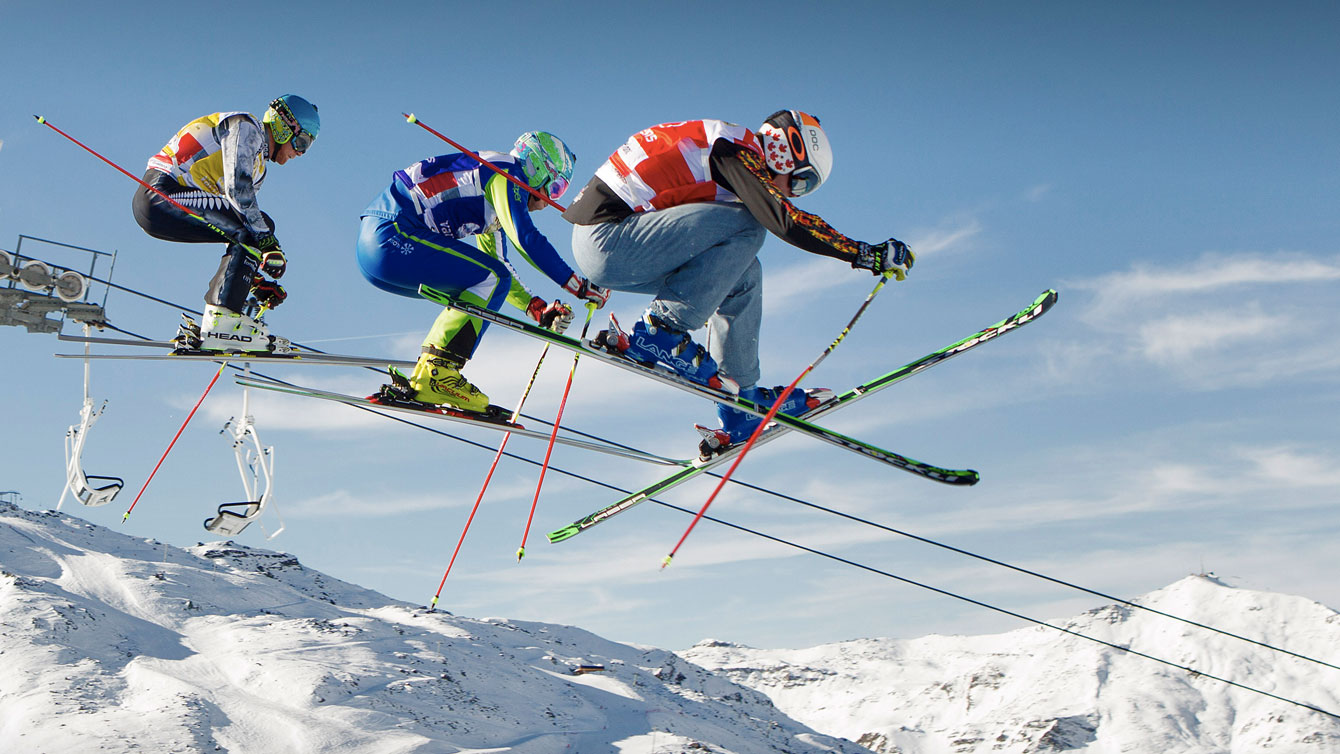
[681,576,1340,753]
[0,501,866,754]
[8,499,1339,754]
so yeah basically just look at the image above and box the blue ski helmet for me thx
[263,94,320,154]
[509,131,576,200]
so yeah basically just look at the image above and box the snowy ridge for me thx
[680,576,1340,753]
[0,502,866,753]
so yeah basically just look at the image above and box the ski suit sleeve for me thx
[215,114,272,237]
[710,141,865,264]
[473,230,540,312]
[482,173,577,290]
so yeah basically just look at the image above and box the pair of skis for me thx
[420,285,993,487]
[55,332,689,468]
[543,289,1059,542]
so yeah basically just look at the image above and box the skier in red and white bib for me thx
[564,110,914,451]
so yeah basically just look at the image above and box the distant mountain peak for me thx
[683,575,1340,753]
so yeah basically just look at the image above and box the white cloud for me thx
[284,488,452,517]
[1244,445,1340,488]
[762,217,984,314]
[1023,184,1052,202]
[1074,251,1340,325]
[908,218,983,257]
[1058,250,1340,388]
[1133,308,1289,364]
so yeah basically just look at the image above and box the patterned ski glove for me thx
[255,235,286,279]
[251,277,287,309]
[527,297,576,334]
[564,274,611,308]
[853,238,915,280]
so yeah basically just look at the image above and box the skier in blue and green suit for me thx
[356,131,609,411]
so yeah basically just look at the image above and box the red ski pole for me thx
[662,273,896,568]
[122,362,227,523]
[402,113,567,213]
[516,304,596,562]
[428,345,551,610]
[34,115,238,244]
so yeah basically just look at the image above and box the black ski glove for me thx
[255,235,286,279]
[252,277,287,309]
[853,238,915,280]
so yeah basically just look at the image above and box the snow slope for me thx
[681,576,1340,753]
[0,502,866,754]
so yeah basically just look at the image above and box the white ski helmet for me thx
[758,109,832,197]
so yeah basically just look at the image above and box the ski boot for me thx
[173,313,203,350]
[195,304,291,354]
[695,385,836,460]
[380,350,491,413]
[595,311,734,392]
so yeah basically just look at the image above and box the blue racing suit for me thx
[357,152,576,361]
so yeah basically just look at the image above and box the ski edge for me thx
[57,333,416,368]
[54,351,416,368]
[234,376,692,468]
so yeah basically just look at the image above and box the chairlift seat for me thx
[71,472,124,507]
[204,500,264,536]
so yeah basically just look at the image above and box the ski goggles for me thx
[546,173,570,201]
[788,165,822,197]
[268,99,314,154]
[289,129,315,155]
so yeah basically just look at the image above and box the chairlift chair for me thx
[57,323,124,509]
[204,364,283,538]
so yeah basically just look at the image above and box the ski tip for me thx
[546,527,578,544]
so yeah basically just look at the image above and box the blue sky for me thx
[2,1,1337,651]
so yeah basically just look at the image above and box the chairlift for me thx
[57,323,124,509]
[2,237,108,332]
[204,364,284,538]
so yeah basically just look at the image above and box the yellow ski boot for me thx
[406,351,489,412]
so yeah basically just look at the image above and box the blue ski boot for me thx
[696,385,836,459]
[602,310,733,392]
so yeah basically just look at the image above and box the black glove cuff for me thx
[852,242,880,272]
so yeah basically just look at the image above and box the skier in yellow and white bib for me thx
[132,94,320,352]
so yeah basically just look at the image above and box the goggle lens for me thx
[547,174,570,200]
[789,167,820,197]
[290,130,314,155]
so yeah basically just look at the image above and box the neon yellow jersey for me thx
[147,112,266,196]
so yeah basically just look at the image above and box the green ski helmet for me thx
[263,94,320,154]
[510,131,576,200]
